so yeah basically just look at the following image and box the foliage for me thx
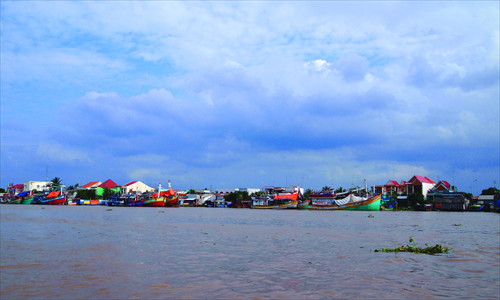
[335,187,346,193]
[187,189,197,194]
[50,177,63,190]
[304,188,313,199]
[321,186,331,191]
[408,193,424,207]
[481,187,500,196]
[374,237,450,255]
[102,188,117,199]
[0,188,6,193]
[462,192,473,200]
[76,189,96,199]
[225,191,250,207]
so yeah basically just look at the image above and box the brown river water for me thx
[1,205,499,299]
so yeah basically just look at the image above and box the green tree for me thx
[50,177,63,191]
[0,188,5,193]
[102,188,117,199]
[76,189,96,199]
[481,187,500,196]
[304,188,313,199]
[335,187,345,193]
[187,189,197,194]
[322,186,331,191]
[225,191,250,207]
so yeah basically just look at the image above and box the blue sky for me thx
[1,1,499,194]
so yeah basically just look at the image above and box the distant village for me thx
[1,174,499,212]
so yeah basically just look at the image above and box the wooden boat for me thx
[20,196,34,205]
[297,199,310,209]
[2,198,22,204]
[250,193,298,209]
[308,193,382,211]
[163,181,179,207]
[143,183,167,207]
[36,191,66,205]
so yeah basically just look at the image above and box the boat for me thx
[36,191,66,205]
[163,181,179,207]
[250,193,298,209]
[20,196,34,205]
[142,182,175,207]
[308,193,382,211]
[2,197,22,204]
[77,199,101,205]
[297,199,310,209]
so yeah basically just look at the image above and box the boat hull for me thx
[250,201,298,209]
[39,196,66,205]
[142,197,166,207]
[20,197,34,205]
[308,194,382,211]
[164,196,179,207]
[297,200,310,209]
[2,199,22,204]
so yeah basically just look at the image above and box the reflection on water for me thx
[1,206,499,299]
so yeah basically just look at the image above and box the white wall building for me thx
[121,181,154,194]
[24,181,52,192]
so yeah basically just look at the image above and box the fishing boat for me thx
[250,193,298,209]
[2,197,22,204]
[163,181,179,207]
[308,193,382,211]
[297,199,310,209]
[36,191,66,205]
[20,196,34,205]
[142,182,172,207]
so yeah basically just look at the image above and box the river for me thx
[1,205,499,299]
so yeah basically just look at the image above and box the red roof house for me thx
[98,179,118,189]
[406,175,436,197]
[81,181,102,189]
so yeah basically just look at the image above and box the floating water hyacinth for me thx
[374,237,450,255]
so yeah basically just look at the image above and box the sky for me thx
[1,1,499,195]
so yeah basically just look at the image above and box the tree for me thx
[0,188,5,193]
[76,189,96,199]
[335,187,345,193]
[102,188,117,199]
[481,187,500,196]
[304,188,313,199]
[322,186,331,191]
[187,189,197,194]
[51,177,63,191]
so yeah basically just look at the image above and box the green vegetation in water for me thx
[374,237,449,255]
[452,224,462,226]
[367,214,374,218]
[106,209,112,211]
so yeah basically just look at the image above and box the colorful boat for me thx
[250,193,298,209]
[2,198,22,204]
[20,196,34,205]
[37,191,66,205]
[308,193,382,211]
[297,199,310,209]
[77,199,101,205]
[163,181,179,207]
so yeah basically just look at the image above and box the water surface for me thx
[1,205,499,299]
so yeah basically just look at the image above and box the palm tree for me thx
[321,186,331,191]
[51,177,63,191]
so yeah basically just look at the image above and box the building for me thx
[7,183,24,194]
[120,181,154,194]
[96,179,120,196]
[406,176,436,198]
[80,181,102,190]
[433,192,469,211]
[24,181,51,192]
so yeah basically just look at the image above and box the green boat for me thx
[20,197,34,205]
[3,198,22,204]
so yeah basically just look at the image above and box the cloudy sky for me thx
[1,1,499,194]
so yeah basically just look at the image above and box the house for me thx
[379,180,407,194]
[406,176,436,198]
[120,181,154,194]
[24,181,51,192]
[7,183,24,194]
[433,192,469,211]
[430,180,457,193]
[80,181,102,190]
[96,179,120,196]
